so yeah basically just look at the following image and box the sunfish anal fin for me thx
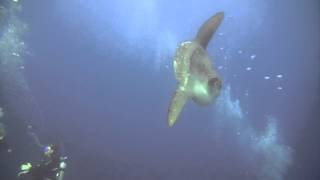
[167,86,188,127]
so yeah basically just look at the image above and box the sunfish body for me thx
[168,12,224,127]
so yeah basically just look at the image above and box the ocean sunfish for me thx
[167,12,224,127]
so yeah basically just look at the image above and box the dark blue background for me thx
[0,0,319,179]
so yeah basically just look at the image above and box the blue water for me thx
[0,0,319,179]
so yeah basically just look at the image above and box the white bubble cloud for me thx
[213,85,292,180]
[216,85,244,120]
[255,118,293,180]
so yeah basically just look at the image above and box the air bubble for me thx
[244,91,249,96]
[12,52,20,57]
[250,54,256,60]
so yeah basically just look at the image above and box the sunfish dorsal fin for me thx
[167,86,188,127]
[195,12,224,49]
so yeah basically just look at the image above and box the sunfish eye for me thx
[208,77,218,87]
[208,77,221,91]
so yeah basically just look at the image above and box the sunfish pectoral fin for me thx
[167,86,189,127]
[195,12,224,49]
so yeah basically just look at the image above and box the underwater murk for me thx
[0,0,319,180]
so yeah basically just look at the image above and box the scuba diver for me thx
[18,144,67,180]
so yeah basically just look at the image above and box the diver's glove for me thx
[17,162,32,177]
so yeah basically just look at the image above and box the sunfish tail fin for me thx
[167,87,188,127]
[195,12,224,49]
